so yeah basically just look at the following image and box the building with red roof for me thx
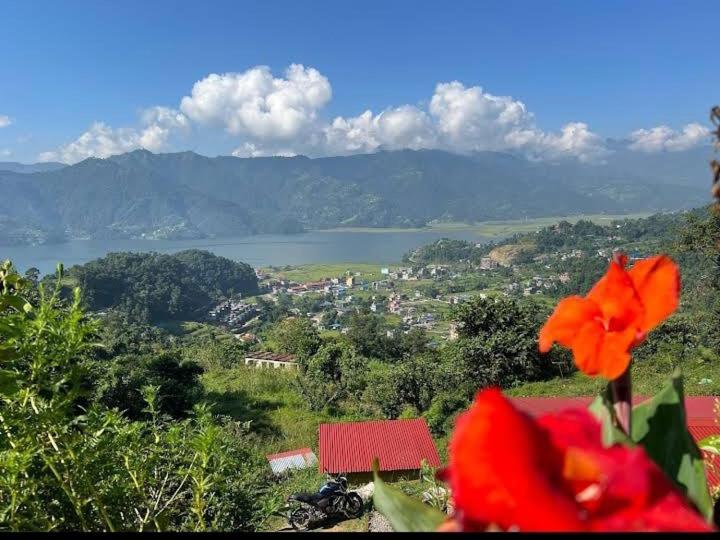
[319,418,441,481]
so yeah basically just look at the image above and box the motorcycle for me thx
[286,474,364,530]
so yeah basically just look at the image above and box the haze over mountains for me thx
[0,145,712,245]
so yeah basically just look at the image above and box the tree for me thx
[296,341,367,411]
[345,311,399,360]
[363,353,443,418]
[268,317,321,361]
[92,351,204,419]
[451,295,555,390]
[63,250,258,323]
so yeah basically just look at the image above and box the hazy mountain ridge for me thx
[0,147,711,245]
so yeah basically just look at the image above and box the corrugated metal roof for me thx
[511,396,718,422]
[689,425,720,490]
[245,351,297,363]
[266,447,317,475]
[319,418,441,474]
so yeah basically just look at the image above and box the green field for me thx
[262,262,395,283]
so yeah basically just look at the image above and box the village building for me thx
[266,447,318,476]
[318,418,441,482]
[479,257,499,270]
[244,351,298,369]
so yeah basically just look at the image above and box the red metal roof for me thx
[319,418,441,474]
[511,396,717,422]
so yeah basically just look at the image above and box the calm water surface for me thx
[1,230,497,276]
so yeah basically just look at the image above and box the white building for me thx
[244,352,298,369]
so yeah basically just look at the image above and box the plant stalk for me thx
[610,367,632,436]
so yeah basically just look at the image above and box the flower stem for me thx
[610,367,632,436]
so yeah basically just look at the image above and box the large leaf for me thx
[372,459,446,532]
[630,369,713,521]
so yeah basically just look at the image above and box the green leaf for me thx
[588,387,633,447]
[0,369,19,395]
[698,435,720,456]
[372,458,446,532]
[630,368,713,521]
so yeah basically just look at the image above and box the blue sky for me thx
[1,0,718,163]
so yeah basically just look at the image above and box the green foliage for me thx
[344,311,398,360]
[65,250,258,323]
[371,459,446,532]
[630,371,713,521]
[267,317,321,361]
[590,371,713,522]
[424,391,470,436]
[451,295,557,390]
[0,261,273,532]
[92,351,204,419]
[295,341,368,412]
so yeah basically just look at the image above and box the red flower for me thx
[539,254,680,380]
[441,388,711,532]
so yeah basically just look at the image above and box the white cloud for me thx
[628,123,709,152]
[181,64,331,141]
[44,63,709,164]
[0,148,11,158]
[323,106,436,154]
[38,107,188,163]
[0,115,12,128]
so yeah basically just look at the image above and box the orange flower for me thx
[538,254,680,380]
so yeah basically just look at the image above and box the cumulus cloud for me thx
[0,115,12,128]
[45,63,709,164]
[0,148,11,157]
[38,107,189,163]
[628,123,709,152]
[323,106,437,154]
[181,64,331,141]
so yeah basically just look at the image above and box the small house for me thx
[318,418,441,482]
[244,351,298,369]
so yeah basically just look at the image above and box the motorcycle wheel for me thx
[344,493,364,518]
[289,507,312,530]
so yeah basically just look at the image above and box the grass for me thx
[508,348,720,398]
[263,263,395,283]
[156,320,238,343]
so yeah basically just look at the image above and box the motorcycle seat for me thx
[291,492,322,504]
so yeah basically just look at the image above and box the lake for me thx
[1,229,498,276]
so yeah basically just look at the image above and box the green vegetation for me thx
[6,201,720,531]
[63,250,258,323]
[264,262,388,283]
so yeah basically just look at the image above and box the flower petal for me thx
[570,322,635,380]
[587,260,644,331]
[447,388,584,531]
[628,255,680,334]
[539,296,602,352]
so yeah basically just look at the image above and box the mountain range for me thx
[0,146,713,245]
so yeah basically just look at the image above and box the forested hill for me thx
[1,146,711,244]
[61,250,258,323]
[404,208,706,265]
